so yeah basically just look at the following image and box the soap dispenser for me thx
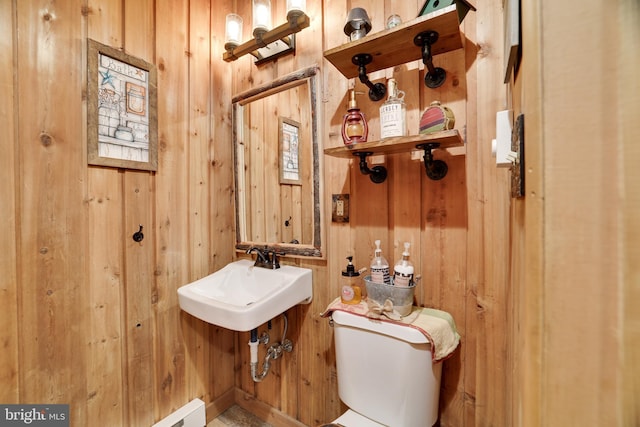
[340,256,363,304]
[370,240,391,285]
[342,90,368,145]
[379,78,407,138]
[393,242,414,287]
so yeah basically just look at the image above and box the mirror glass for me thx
[232,66,322,258]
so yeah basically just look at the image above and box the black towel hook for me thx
[132,225,144,242]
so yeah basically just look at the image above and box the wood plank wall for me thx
[228,1,506,426]
[2,0,236,425]
[512,0,640,425]
[3,0,635,426]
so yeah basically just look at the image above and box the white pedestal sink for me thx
[178,259,313,331]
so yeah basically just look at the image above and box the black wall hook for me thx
[132,225,144,242]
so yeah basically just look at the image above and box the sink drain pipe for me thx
[249,313,291,382]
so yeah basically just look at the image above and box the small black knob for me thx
[132,225,144,242]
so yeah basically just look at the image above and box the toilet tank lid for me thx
[331,310,430,345]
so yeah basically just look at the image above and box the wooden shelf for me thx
[323,5,463,79]
[324,130,464,159]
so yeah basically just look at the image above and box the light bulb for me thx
[252,0,271,38]
[225,14,243,50]
[286,0,306,20]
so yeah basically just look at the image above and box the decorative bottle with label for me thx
[393,242,414,287]
[342,90,368,145]
[379,78,407,138]
[370,240,391,285]
[340,256,362,304]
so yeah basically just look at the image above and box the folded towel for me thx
[321,297,460,362]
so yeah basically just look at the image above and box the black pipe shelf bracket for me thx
[414,30,447,89]
[354,151,388,184]
[352,53,387,102]
[417,142,448,180]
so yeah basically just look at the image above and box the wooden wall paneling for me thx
[154,0,192,419]
[236,330,251,398]
[177,0,218,414]
[278,88,295,246]
[317,0,353,424]
[87,0,123,48]
[620,2,640,423]
[86,1,127,424]
[460,10,479,427]
[541,1,620,424]
[86,171,126,426]
[381,0,419,295]
[120,1,163,423]
[298,85,313,245]
[513,0,543,423]
[416,22,471,427]
[421,155,468,427]
[208,0,237,407]
[474,0,510,426]
[257,317,283,410]
[16,0,89,421]
[265,93,281,243]
[282,183,295,244]
[280,305,301,417]
[249,103,266,241]
[0,0,18,405]
[122,172,156,426]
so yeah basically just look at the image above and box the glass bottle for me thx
[342,90,368,145]
[379,78,407,138]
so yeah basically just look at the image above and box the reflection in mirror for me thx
[232,66,322,258]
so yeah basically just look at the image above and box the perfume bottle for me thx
[342,90,368,145]
[379,78,407,138]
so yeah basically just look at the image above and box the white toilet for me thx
[329,310,442,427]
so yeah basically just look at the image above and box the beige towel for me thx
[321,297,460,362]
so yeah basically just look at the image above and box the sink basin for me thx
[178,259,313,331]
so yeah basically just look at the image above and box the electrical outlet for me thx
[332,194,349,223]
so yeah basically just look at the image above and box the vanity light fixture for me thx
[223,0,310,65]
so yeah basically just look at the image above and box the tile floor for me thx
[207,405,274,427]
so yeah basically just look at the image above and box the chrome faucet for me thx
[246,246,281,269]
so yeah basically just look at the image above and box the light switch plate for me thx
[492,110,513,167]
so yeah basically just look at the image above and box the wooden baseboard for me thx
[234,388,308,427]
[205,388,236,423]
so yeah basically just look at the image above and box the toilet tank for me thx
[332,310,442,427]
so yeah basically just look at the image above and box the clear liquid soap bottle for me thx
[370,240,391,285]
[379,78,407,138]
[393,242,414,287]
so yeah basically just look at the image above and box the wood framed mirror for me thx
[232,65,323,258]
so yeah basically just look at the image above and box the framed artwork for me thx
[503,0,521,83]
[87,39,158,171]
[279,117,302,185]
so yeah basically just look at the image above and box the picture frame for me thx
[87,39,158,171]
[503,0,521,83]
[279,117,302,185]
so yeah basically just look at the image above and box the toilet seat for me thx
[332,409,385,427]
